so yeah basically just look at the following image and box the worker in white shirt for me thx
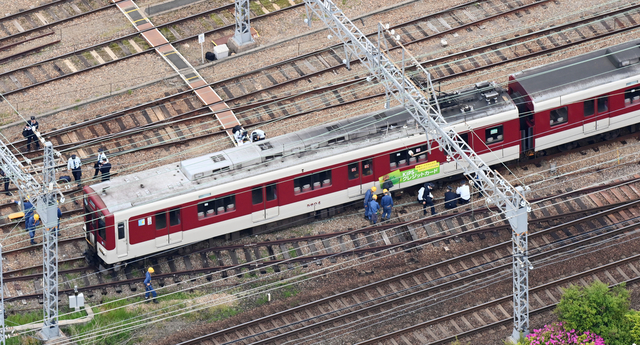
[456,180,471,204]
[67,154,83,185]
[94,148,108,178]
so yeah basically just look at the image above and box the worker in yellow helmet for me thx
[144,267,158,303]
[381,189,394,221]
[26,213,40,245]
[364,186,377,220]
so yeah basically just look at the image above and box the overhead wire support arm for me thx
[303,0,531,339]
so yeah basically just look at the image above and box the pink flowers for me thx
[523,322,605,345]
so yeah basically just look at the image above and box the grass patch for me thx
[259,0,276,11]
[108,42,124,57]
[65,297,140,344]
[158,27,176,42]
[209,253,218,263]
[274,0,291,8]
[288,248,297,258]
[132,36,150,50]
[82,51,96,65]
[0,112,14,126]
[210,13,225,26]
[199,18,213,31]
[249,2,265,15]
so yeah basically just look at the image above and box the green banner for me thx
[379,161,441,185]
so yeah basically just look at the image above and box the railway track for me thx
[0,1,303,95]
[3,0,579,162]
[172,179,640,344]
[3,176,638,313]
[0,0,114,46]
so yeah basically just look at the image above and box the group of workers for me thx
[363,180,474,221]
[418,180,471,215]
[363,187,394,224]
[65,148,112,186]
[232,126,266,146]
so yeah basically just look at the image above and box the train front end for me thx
[82,185,115,267]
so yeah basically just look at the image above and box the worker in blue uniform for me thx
[12,198,35,219]
[380,189,394,221]
[55,206,62,236]
[26,214,40,245]
[444,186,458,209]
[144,267,159,303]
[369,195,380,224]
[363,186,376,220]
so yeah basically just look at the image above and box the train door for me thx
[116,222,128,257]
[347,159,374,198]
[595,96,610,131]
[251,183,279,222]
[154,211,169,247]
[168,208,183,244]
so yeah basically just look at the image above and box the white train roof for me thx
[511,39,640,112]
[91,83,516,212]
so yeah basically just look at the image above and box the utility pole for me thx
[39,142,60,340]
[0,140,62,341]
[303,0,531,340]
[0,244,5,345]
[227,0,255,53]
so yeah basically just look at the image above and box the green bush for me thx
[555,281,633,345]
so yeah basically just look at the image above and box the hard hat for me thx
[148,267,154,273]
[371,186,377,192]
[34,214,39,221]
[372,195,378,200]
[383,189,388,193]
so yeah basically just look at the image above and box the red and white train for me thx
[84,40,640,265]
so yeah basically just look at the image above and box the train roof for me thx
[91,83,516,212]
[511,39,640,110]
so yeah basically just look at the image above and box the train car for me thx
[83,82,519,265]
[509,39,640,155]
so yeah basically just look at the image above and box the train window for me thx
[97,218,106,241]
[624,87,640,106]
[294,170,332,194]
[155,211,167,230]
[485,125,504,144]
[389,145,427,168]
[117,222,125,240]
[549,107,568,126]
[169,209,180,226]
[583,100,595,117]
[198,195,236,218]
[362,159,373,176]
[348,162,359,180]
[252,187,263,205]
[266,184,277,201]
[597,96,608,113]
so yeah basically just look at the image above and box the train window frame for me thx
[389,145,427,168]
[266,184,277,202]
[155,211,167,230]
[117,222,125,240]
[549,106,568,126]
[252,187,263,205]
[97,217,106,241]
[597,96,608,113]
[197,194,236,218]
[583,99,595,117]
[169,209,180,226]
[293,170,332,194]
[485,125,504,144]
[624,87,640,106]
[362,159,373,177]
[348,162,359,180]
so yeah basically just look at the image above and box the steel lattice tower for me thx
[39,142,59,339]
[233,0,252,45]
[303,0,531,339]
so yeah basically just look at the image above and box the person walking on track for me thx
[363,186,376,220]
[144,267,159,303]
[67,154,83,186]
[381,189,394,221]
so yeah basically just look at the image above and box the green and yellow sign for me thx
[379,160,441,185]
